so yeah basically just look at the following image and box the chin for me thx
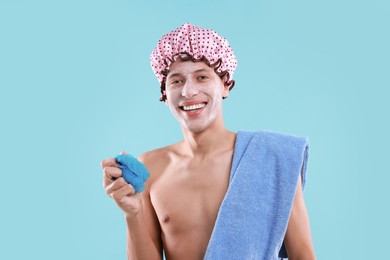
[182,124,204,133]
[175,107,220,134]
[182,119,214,134]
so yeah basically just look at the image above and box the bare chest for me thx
[150,155,232,250]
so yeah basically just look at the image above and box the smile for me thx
[179,102,207,112]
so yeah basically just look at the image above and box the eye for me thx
[197,75,209,80]
[169,79,183,85]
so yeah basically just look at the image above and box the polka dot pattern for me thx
[150,22,237,84]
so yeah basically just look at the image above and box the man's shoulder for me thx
[138,142,182,166]
[237,130,309,148]
[137,146,167,164]
[235,129,309,163]
[137,142,183,183]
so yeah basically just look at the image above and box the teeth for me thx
[182,103,206,111]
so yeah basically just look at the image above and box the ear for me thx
[222,83,230,98]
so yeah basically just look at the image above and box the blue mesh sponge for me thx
[115,154,150,193]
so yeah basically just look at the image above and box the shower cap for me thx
[150,22,237,101]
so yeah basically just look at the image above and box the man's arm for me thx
[125,190,162,260]
[102,154,163,260]
[284,174,316,260]
[124,152,163,260]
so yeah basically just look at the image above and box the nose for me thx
[181,79,199,98]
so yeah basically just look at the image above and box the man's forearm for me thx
[125,214,162,260]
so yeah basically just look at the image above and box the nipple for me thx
[162,215,170,223]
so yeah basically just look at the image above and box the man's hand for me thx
[101,151,142,216]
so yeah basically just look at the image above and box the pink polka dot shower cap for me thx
[150,23,237,101]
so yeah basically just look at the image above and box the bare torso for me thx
[144,136,235,260]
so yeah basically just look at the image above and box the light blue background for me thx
[1,0,389,259]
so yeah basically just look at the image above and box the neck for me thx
[180,117,236,158]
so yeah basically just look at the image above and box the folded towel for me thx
[204,130,309,260]
[115,154,150,193]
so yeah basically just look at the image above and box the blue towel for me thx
[204,130,309,260]
[115,154,150,193]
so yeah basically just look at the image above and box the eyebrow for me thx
[167,69,210,79]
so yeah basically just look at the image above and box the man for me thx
[102,23,316,260]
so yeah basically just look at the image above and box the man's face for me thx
[165,60,229,133]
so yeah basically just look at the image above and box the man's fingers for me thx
[111,183,136,201]
[103,166,122,187]
[105,177,127,194]
[120,151,127,155]
[106,177,136,200]
[100,158,119,169]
